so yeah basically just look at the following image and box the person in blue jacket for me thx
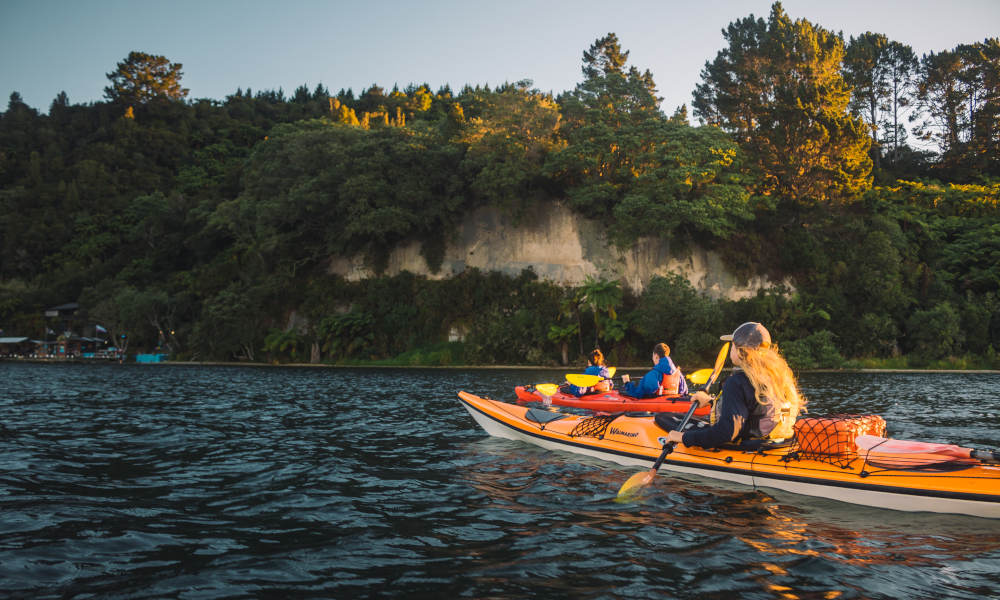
[567,348,613,396]
[621,343,687,398]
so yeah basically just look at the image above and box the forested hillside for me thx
[1,3,998,369]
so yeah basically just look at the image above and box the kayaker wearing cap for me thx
[662,322,805,448]
[621,343,687,398]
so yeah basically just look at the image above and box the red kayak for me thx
[514,385,711,415]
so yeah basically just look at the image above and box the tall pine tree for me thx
[693,2,872,204]
[547,33,665,217]
[914,39,1000,178]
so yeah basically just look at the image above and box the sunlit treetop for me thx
[104,51,189,104]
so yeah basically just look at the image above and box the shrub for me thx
[782,330,843,370]
[904,302,962,361]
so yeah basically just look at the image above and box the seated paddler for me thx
[621,343,687,398]
[661,322,805,450]
[566,348,613,397]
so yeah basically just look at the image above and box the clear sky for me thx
[2,0,998,115]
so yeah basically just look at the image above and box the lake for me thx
[1,363,998,599]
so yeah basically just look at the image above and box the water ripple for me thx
[1,363,998,598]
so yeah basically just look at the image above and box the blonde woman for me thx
[664,322,805,449]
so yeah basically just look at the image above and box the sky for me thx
[2,0,999,116]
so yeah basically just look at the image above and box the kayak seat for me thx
[653,412,708,432]
[700,438,797,453]
[759,438,796,450]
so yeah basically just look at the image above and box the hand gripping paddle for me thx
[616,343,730,500]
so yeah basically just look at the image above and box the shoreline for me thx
[4,357,998,374]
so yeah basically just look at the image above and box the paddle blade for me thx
[607,366,617,378]
[687,368,713,386]
[704,342,730,390]
[616,468,656,500]
[535,383,559,396]
[566,373,603,387]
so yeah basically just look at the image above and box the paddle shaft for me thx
[648,348,729,471]
[567,368,714,390]
[615,343,730,500]
[650,398,699,470]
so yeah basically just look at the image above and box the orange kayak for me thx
[459,390,1000,519]
[514,385,711,415]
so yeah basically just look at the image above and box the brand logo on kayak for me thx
[609,426,638,438]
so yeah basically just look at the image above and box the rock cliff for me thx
[328,201,785,299]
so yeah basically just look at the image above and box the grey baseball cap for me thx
[720,322,771,348]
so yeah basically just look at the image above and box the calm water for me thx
[2,362,999,599]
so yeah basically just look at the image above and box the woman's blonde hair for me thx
[737,344,806,439]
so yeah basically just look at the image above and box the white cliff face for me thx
[328,201,787,300]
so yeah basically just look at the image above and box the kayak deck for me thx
[459,390,1000,519]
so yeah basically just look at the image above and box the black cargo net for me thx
[570,413,623,439]
[792,414,887,468]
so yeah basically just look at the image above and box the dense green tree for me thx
[964,39,1000,175]
[189,281,275,361]
[547,322,578,366]
[935,221,1000,295]
[905,302,963,361]
[693,2,872,204]
[781,330,843,369]
[456,82,564,215]
[611,121,754,241]
[104,51,189,105]
[217,120,467,277]
[957,292,1000,356]
[633,274,724,367]
[841,228,910,354]
[547,33,665,218]
[913,50,967,158]
[318,311,375,359]
[263,327,306,362]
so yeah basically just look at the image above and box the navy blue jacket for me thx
[622,356,687,398]
[681,370,757,449]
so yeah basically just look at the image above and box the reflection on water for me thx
[1,363,998,599]
[458,434,1000,599]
